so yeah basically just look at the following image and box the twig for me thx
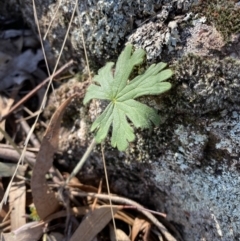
[101,144,118,240]
[0,144,39,153]
[0,60,74,121]
[71,191,182,241]
[18,117,40,148]
[0,127,31,165]
[21,107,48,128]
[0,147,35,165]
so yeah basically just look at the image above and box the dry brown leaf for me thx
[0,179,8,222]
[0,39,21,56]
[131,217,151,241]
[114,211,134,226]
[31,94,78,220]
[0,95,14,141]
[9,180,26,230]
[0,49,43,90]
[70,206,119,241]
[1,221,44,241]
[0,52,12,73]
[109,224,131,241]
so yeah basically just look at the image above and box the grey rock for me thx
[151,110,240,241]
[16,0,198,67]
[158,55,240,117]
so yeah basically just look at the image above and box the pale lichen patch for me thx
[151,110,240,240]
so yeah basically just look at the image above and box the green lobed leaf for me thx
[91,103,114,143]
[83,44,173,151]
[112,45,145,96]
[116,100,160,128]
[111,106,135,151]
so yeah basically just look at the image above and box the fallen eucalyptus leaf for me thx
[70,206,119,241]
[31,94,77,220]
[9,180,26,230]
[0,95,14,141]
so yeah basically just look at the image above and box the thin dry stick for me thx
[0,146,35,165]
[66,0,101,185]
[92,179,103,210]
[33,0,58,102]
[31,0,79,212]
[0,60,73,122]
[43,0,62,40]
[16,108,41,122]
[101,144,118,241]
[20,107,48,128]
[18,117,40,148]
[65,0,97,184]
[0,127,31,165]
[76,3,92,82]
[33,0,51,77]
[72,191,180,241]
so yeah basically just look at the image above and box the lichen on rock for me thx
[127,19,180,62]
[151,108,240,241]
[17,0,199,66]
[171,54,240,115]
[181,21,225,57]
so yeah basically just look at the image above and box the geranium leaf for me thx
[91,103,114,143]
[113,45,145,96]
[117,100,160,128]
[111,106,135,151]
[83,44,173,151]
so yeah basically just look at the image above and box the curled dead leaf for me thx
[0,95,14,141]
[31,94,78,220]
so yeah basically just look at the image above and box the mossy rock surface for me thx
[192,0,240,41]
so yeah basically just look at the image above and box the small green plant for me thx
[29,205,40,221]
[84,44,173,151]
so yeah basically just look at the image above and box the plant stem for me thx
[66,138,96,184]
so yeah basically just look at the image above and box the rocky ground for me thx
[1,0,240,240]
